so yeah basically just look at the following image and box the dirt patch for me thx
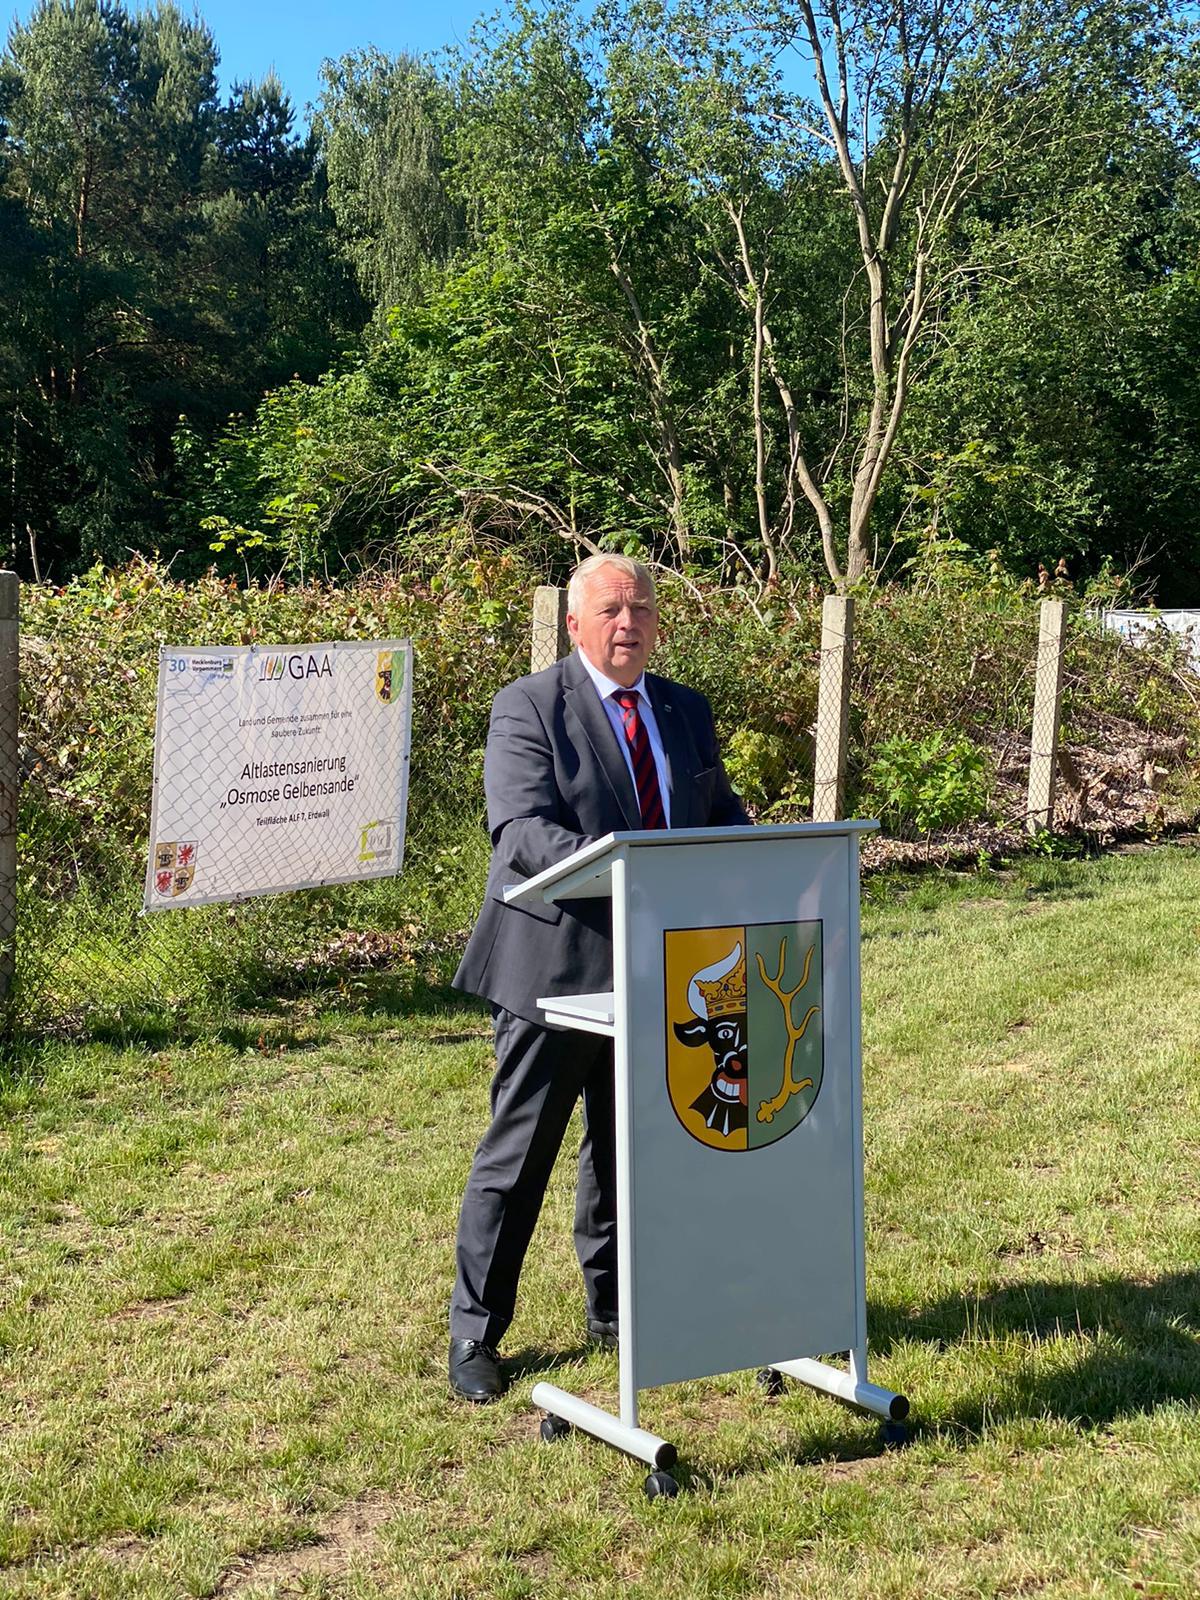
[98,1534,153,1567]
[992,1576,1056,1596]
[108,1295,189,1322]
[814,1450,891,1483]
[514,1547,556,1583]
[995,1228,1084,1263]
[215,1495,397,1596]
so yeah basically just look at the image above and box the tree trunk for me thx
[605,255,689,558]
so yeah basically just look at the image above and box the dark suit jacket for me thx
[453,647,749,1021]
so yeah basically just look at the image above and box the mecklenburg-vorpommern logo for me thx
[664,922,823,1151]
[153,839,198,898]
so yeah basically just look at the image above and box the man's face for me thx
[567,566,659,687]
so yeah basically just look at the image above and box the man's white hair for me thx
[566,554,656,615]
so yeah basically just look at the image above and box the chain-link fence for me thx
[7,570,1198,1048]
[848,591,1042,856]
[0,575,16,1023]
[8,564,532,1047]
[844,590,1198,866]
[1056,606,1199,835]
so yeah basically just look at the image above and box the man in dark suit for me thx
[449,555,748,1401]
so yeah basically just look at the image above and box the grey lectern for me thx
[503,821,906,1498]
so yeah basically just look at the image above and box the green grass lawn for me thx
[1,846,1199,1599]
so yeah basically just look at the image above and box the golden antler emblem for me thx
[754,938,819,1123]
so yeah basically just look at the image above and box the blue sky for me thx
[8,1,816,128]
[194,0,500,117]
[8,1,505,123]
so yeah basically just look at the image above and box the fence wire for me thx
[8,579,1199,1046]
[0,576,16,1026]
[847,596,1040,843]
[10,574,529,1046]
[1056,610,1199,836]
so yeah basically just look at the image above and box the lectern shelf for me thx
[537,992,615,1036]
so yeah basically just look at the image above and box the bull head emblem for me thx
[673,942,749,1138]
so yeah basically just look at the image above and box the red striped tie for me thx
[615,690,666,829]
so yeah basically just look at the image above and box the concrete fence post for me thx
[531,586,570,671]
[812,593,854,823]
[0,571,17,1005]
[1026,598,1067,833]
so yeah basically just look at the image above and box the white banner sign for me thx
[1102,608,1200,669]
[144,640,412,910]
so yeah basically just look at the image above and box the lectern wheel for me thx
[539,1413,572,1443]
[881,1420,910,1449]
[756,1367,787,1398]
[643,1470,679,1501]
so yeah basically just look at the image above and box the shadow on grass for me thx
[503,1342,599,1382]
[652,1267,1200,1487]
[868,1267,1200,1432]
[522,1268,1200,1486]
[306,970,483,1022]
[2,972,487,1067]
[503,1341,903,1485]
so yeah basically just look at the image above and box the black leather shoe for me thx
[585,1316,619,1351]
[449,1338,506,1402]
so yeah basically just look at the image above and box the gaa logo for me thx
[664,922,823,1152]
[258,652,333,683]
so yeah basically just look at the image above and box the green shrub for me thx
[14,556,1200,1040]
[722,728,811,818]
[19,552,537,880]
[861,731,990,836]
[654,581,820,820]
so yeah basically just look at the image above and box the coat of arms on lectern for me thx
[664,921,823,1151]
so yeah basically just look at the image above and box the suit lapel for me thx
[645,673,695,829]
[562,649,642,829]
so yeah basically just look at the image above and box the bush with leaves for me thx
[14,554,1200,1037]
[653,579,823,818]
[861,732,990,838]
[19,552,536,892]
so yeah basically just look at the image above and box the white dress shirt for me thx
[575,647,672,826]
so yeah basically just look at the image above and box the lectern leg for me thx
[530,1382,678,1470]
[769,1356,909,1422]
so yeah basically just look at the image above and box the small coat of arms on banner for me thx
[664,921,823,1152]
[153,840,198,898]
[375,650,401,705]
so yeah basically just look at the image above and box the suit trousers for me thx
[450,1006,617,1346]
